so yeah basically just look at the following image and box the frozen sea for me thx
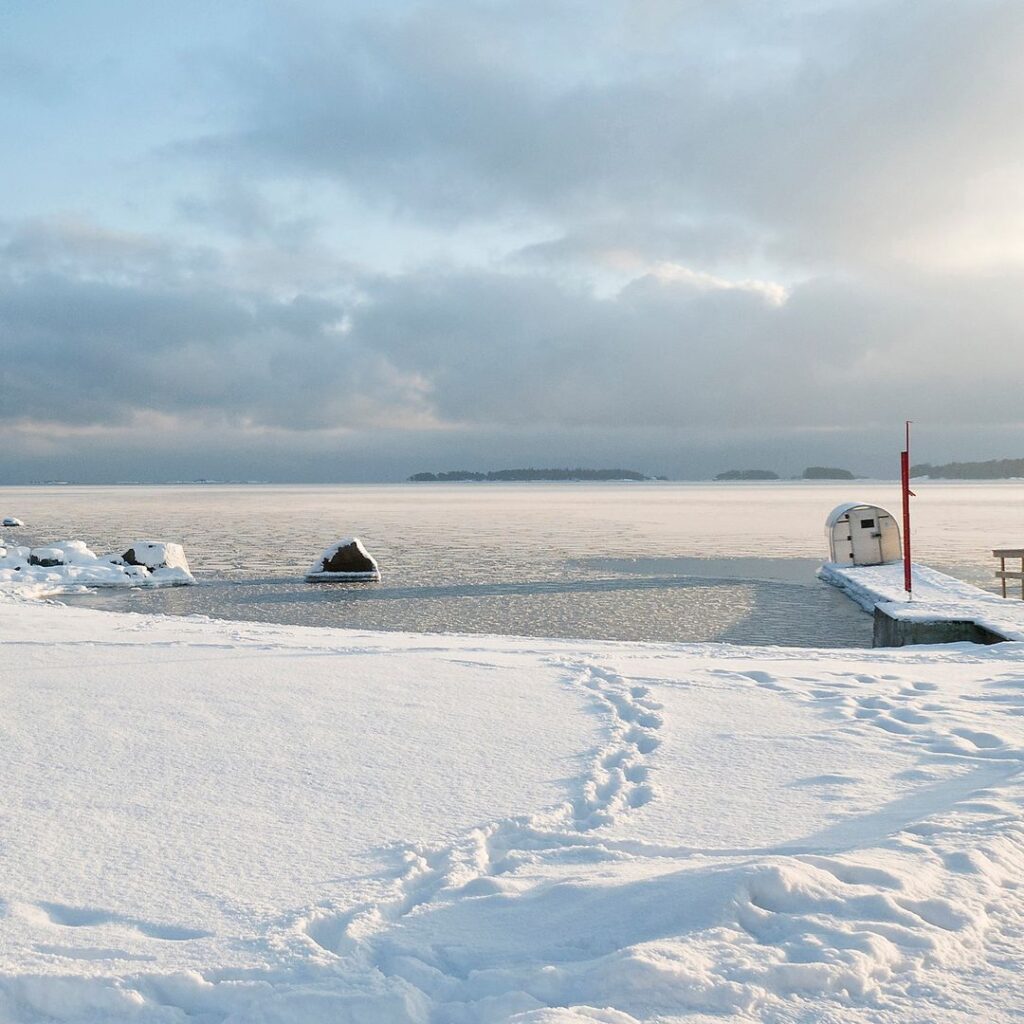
[2,480,1021,647]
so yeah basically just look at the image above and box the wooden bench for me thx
[993,549,1024,598]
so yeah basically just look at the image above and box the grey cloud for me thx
[348,263,1024,432]
[186,1,1024,265]
[5,220,1024,440]
[176,182,318,246]
[512,219,764,273]
[0,268,427,432]
[1,219,222,285]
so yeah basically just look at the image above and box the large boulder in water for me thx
[306,538,380,581]
[122,541,192,574]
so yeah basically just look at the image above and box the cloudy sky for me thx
[2,0,1023,481]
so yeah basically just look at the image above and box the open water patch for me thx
[59,561,871,647]
[2,484,879,647]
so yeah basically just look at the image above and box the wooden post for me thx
[991,549,1024,599]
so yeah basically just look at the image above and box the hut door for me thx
[850,513,883,565]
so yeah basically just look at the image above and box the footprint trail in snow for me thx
[302,661,665,961]
[294,656,1024,1023]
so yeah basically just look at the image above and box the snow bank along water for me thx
[0,538,194,596]
[3,597,1024,1022]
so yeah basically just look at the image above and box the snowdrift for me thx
[0,538,194,596]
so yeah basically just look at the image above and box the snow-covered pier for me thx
[820,560,1024,646]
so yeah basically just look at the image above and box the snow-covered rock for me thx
[29,540,98,567]
[28,547,67,567]
[1,516,23,527]
[0,538,195,594]
[123,540,191,574]
[306,537,381,581]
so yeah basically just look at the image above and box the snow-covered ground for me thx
[2,595,1024,1022]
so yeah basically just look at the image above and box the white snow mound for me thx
[123,540,191,573]
[0,538,194,595]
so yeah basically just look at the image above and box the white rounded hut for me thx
[826,502,901,566]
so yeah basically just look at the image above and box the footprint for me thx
[871,716,914,735]
[628,785,654,808]
[624,727,660,754]
[36,902,210,941]
[950,728,1004,750]
[889,707,929,724]
[787,773,857,788]
[305,907,361,955]
[37,904,111,928]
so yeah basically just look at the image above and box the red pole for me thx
[901,421,912,596]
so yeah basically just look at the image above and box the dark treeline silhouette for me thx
[714,469,779,480]
[801,466,855,480]
[911,458,1024,479]
[714,467,857,481]
[409,468,651,482]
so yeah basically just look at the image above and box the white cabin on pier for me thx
[826,502,901,566]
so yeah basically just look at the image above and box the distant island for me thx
[714,469,779,481]
[409,468,658,482]
[911,458,1024,480]
[714,466,857,481]
[801,466,855,480]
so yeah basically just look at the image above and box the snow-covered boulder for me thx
[2,516,23,527]
[36,540,98,565]
[0,538,194,594]
[29,547,70,567]
[123,541,191,573]
[306,538,381,581]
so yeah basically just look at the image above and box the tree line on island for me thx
[714,458,1024,481]
[409,468,667,482]
[909,458,1024,479]
[408,458,1024,483]
[714,467,856,481]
